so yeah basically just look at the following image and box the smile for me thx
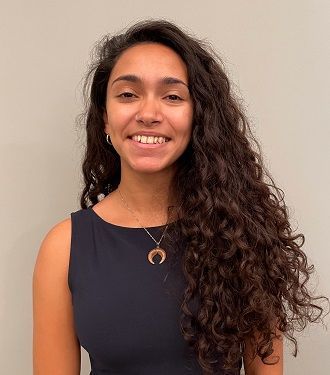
[127,137,171,149]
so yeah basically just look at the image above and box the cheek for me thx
[168,107,193,133]
[107,103,135,127]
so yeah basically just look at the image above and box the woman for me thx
[33,19,327,374]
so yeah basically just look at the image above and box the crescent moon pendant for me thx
[148,247,166,264]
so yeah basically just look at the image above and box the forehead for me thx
[109,43,189,84]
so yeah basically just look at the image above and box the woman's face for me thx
[104,42,193,175]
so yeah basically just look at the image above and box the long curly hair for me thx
[78,19,328,374]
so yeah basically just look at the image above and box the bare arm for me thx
[33,218,81,375]
[243,329,283,375]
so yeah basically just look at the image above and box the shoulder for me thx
[33,216,73,324]
[39,217,72,256]
[43,217,72,244]
[33,217,72,283]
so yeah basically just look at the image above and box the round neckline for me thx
[88,206,177,230]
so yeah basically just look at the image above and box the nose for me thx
[135,96,163,125]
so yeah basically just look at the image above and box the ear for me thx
[103,109,109,133]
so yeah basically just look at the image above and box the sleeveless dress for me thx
[69,207,242,375]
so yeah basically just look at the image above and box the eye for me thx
[117,92,136,99]
[166,94,183,101]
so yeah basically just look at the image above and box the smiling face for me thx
[104,42,193,175]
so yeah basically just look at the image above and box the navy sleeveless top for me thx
[69,207,242,374]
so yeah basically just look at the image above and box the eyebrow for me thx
[111,74,189,88]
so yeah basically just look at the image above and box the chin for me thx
[134,167,167,174]
[130,162,172,174]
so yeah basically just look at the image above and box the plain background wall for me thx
[1,0,329,373]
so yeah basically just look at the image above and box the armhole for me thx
[67,208,93,297]
[68,212,75,295]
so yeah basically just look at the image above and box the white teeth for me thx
[131,135,169,144]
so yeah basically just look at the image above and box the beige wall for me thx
[1,0,329,373]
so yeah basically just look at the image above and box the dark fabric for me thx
[69,207,242,374]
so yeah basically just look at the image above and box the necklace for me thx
[117,188,170,265]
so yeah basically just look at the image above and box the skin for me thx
[33,42,283,374]
[33,219,80,374]
[101,42,194,225]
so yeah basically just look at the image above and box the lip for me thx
[127,137,170,149]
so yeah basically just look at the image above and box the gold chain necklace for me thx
[117,188,170,265]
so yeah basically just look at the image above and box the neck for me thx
[114,167,178,223]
